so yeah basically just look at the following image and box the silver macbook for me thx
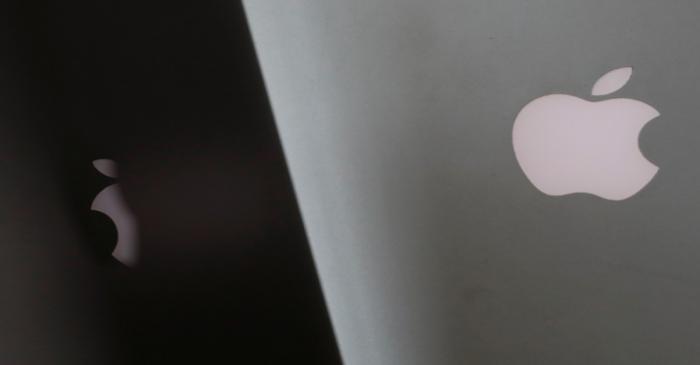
[245,1,700,364]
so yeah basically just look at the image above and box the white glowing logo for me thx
[512,67,659,201]
[91,159,139,266]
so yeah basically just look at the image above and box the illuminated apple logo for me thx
[512,67,660,201]
[91,159,139,266]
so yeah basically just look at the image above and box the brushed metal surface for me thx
[245,1,700,363]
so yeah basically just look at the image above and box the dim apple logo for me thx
[91,159,139,266]
[512,67,660,201]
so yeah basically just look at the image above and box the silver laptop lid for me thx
[245,1,700,364]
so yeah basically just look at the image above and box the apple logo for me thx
[91,159,139,266]
[512,67,660,201]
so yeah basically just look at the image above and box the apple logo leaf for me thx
[93,158,118,178]
[591,67,633,96]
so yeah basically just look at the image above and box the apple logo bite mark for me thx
[91,159,139,266]
[512,67,660,201]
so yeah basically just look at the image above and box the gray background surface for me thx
[243,1,700,363]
